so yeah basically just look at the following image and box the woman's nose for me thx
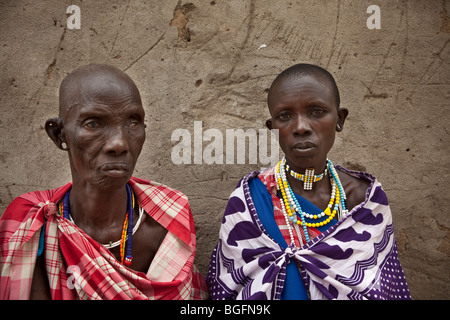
[104,126,129,155]
[293,115,312,136]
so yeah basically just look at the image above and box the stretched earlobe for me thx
[45,118,68,151]
[336,107,349,132]
[265,119,273,130]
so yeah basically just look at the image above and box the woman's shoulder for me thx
[335,165,374,211]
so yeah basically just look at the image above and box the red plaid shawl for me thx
[0,177,208,300]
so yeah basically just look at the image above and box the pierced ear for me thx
[265,119,273,130]
[336,107,349,132]
[45,118,68,151]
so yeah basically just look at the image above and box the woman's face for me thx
[266,74,347,172]
[61,71,146,190]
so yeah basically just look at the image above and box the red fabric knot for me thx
[41,200,58,218]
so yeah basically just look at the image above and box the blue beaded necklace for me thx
[60,184,134,266]
[276,157,349,245]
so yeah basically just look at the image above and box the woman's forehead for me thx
[268,75,336,107]
[59,68,142,118]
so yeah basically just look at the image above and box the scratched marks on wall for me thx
[250,10,349,74]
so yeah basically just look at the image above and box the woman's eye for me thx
[311,108,326,116]
[128,120,141,128]
[278,112,292,120]
[84,120,100,128]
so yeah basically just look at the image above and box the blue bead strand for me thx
[288,183,310,243]
[281,159,310,243]
[63,189,71,220]
[125,184,134,265]
[327,159,347,212]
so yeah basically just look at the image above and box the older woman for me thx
[0,64,208,300]
[206,63,411,300]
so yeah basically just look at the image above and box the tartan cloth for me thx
[0,177,209,300]
[207,166,411,300]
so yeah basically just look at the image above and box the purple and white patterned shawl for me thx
[206,167,411,300]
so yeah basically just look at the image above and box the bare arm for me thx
[29,255,51,300]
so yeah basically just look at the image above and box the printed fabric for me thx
[206,166,411,300]
[0,177,209,300]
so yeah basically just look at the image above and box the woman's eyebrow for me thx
[77,107,112,119]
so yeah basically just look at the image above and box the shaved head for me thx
[267,63,340,110]
[58,64,142,119]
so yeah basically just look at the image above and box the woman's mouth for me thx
[292,142,317,154]
[293,141,316,149]
[99,163,130,178]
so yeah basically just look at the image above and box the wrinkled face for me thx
[62,72,146,189]
[267,74,346,171]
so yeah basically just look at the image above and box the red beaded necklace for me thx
[59,184,135,267]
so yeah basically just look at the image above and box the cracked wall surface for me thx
[0,0,449,299]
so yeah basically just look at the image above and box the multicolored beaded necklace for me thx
[275,157,348,244]
[59,184,140,267]
[286,163,328,190]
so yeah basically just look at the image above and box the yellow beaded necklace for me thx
[275,157,348,243]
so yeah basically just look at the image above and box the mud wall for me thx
[0,0,449,299]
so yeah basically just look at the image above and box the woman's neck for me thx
[284,158,332,205]
[68,180,128,230]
